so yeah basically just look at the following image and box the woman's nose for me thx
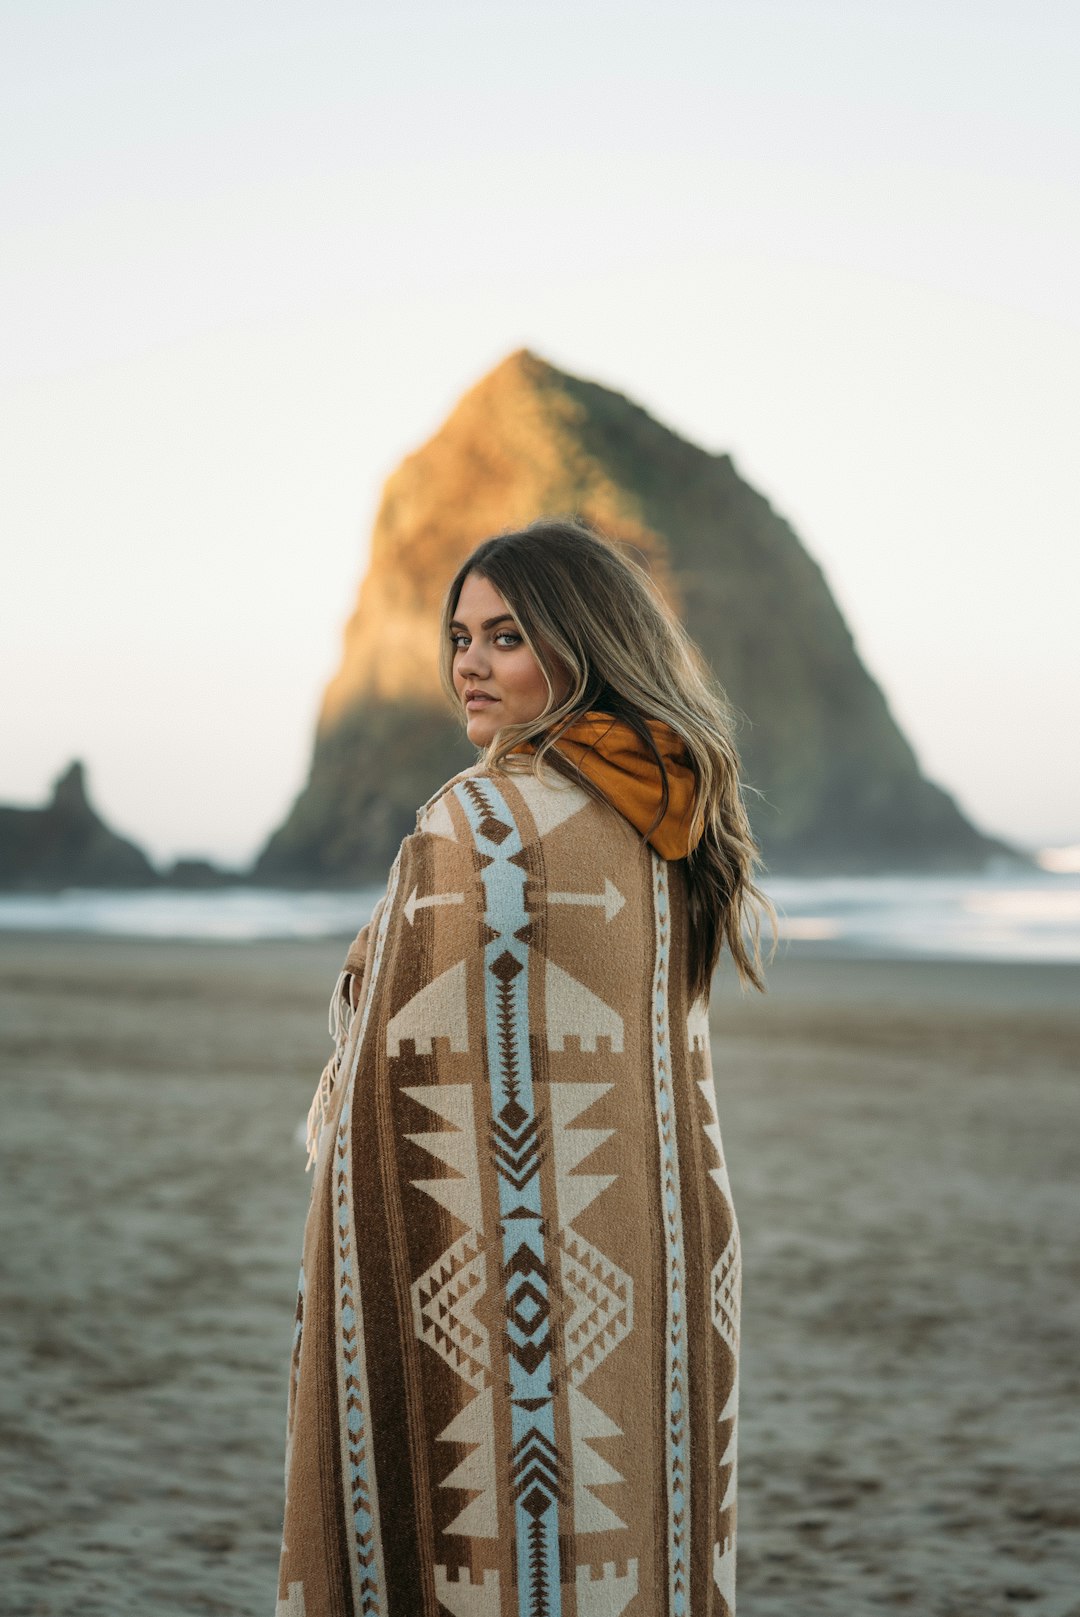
[457,643,489,678]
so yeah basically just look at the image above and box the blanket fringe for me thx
[304,968,355,1171]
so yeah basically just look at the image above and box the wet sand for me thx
[0,932,1077,1616]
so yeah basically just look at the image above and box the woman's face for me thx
[450,571,569,746]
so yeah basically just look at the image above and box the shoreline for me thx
[5,921,1080,975]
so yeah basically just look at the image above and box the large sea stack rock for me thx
[0,761,159,890]
[257,349,1020,882]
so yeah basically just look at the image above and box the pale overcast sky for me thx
[2,0,1077,864]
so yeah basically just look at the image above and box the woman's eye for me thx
[450,630,521,649]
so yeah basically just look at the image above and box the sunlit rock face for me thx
[0,761,158,891]
[256,348,1018,884]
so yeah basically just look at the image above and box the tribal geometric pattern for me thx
[277,758,741,1616]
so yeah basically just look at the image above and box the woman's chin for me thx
[466,712,500,745]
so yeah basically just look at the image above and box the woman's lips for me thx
[466,695,498,707]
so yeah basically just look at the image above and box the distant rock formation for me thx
[0,761,158,891]
[256,348,1023,881]
[159,857,239,889]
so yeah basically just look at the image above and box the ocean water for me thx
[763,869,1080,963]
[0,885,386,944]
[1,867,1080,964]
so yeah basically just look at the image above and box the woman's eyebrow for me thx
[448,614,517,631]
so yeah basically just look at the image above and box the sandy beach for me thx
[1,931,1077,1617]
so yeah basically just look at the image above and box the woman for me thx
[277,517,776,1617]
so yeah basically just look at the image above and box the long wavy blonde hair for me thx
[437,517,778,999]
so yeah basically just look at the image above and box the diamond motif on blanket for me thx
[411,1230,491,1390]
[477,813,512,845]
[560,1228,633,1386]
[710,1230,741,1353]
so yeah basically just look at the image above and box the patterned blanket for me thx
[277,758,740,1616]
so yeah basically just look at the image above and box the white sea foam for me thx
[0,886,384,941]
[1,870,1079,963]
[1036,843,1080,874]
[764,868,1080,962]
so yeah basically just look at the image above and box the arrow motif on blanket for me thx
[404,886,465,926]
[549,879,625,922]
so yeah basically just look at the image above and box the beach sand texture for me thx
[1,932,1078,1617]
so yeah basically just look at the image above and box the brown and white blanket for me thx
[277,757,740,1616]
